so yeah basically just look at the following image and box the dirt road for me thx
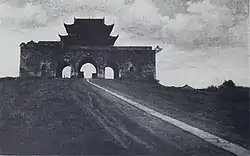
[0,79,239,155]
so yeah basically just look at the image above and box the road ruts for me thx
[73,79,235,156]
[0,79,238,155]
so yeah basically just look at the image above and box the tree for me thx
[219,80,236,89]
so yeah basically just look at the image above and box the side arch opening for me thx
[105,61,119,79]
[56,61,72,78]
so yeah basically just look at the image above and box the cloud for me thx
[156,45,249,88]
[152,0,248,49]
[0,2,50,29]
[0,0,248,49]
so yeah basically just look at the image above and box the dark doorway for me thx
[41,64,47,77]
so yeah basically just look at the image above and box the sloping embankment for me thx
[91,79,250,149]
[0,78,127,155]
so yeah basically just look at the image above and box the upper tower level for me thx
[59,17,118,47]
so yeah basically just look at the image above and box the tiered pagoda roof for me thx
[59,17,118,47]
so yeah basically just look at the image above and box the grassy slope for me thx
[0,78,126,155]
[92,79,250,149]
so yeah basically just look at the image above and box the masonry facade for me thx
[19,18,156,80]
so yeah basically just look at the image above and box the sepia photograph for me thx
[0,0,249,155]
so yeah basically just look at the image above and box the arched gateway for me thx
[19,17,156,80]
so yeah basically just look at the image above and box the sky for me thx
[0,0,249,88]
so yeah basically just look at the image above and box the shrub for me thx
[207,85,218,92]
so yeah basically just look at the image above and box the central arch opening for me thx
[78,57,98,79]
[80,63,96,78]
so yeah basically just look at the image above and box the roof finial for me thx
[154,45,163,53]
